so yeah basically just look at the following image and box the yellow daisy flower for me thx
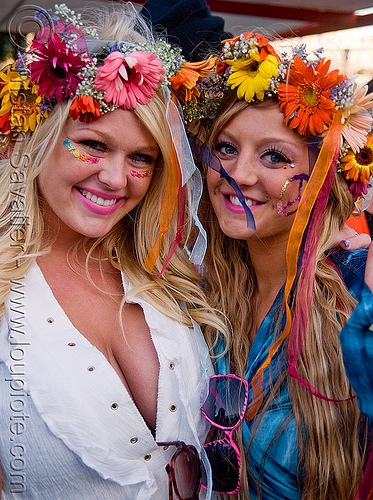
[339,133,373,183]
[226,51,278,102]
[0,65,44,132]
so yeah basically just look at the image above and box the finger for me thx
[340,232,371,250]
[365,242,373,293]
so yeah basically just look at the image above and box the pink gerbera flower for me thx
[94,51,164,109]
[341,85,373,153]
[29,33,85,102]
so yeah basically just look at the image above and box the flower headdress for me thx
[186,33,373,418]
[0,3,215,140]
[0,3,216,275]
[184,32,373,203]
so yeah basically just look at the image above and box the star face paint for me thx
[63,138,100,164]
[130,168,154,178]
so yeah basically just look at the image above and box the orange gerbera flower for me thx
[278,56,345,136]
[170,56,216,101]
[340,133,373,183]
[222,32,278,60]
[69,95,102,122]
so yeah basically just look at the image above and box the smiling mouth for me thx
[78,188,119,207]
[229,195,260,207]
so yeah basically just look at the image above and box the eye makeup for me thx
[63,138,100,164]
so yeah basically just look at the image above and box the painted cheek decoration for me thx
[130,168,154,178]
[63,138,100,164]
[277,173,309,216]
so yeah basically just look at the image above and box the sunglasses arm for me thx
[200,446,213,499]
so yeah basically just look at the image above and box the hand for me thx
[335,224,371,251]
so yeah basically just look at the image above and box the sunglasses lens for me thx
[203,377,247,428]
[174,447,201,499]
[202,442,239,493]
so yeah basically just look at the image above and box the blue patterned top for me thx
[216,249,368,499]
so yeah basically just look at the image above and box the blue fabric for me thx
[216,249,368,499]
[340,284,373,427]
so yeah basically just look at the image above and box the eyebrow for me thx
[218,130,303,149]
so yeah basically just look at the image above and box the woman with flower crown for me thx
[0,3,227,499]
[183,32,373,499]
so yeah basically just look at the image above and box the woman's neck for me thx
[247,236,288,329]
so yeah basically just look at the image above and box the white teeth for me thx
[79,189,117,206]
[229,195,258,206]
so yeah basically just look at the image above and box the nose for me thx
[97,154,128,191]
[226,151,259,187]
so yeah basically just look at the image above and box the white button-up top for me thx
[0,263,213,499]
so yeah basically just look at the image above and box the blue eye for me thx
[213,141,238,156]
[261,148,292,167]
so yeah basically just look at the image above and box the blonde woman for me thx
[0,3,223,498]
[185,33,373,499]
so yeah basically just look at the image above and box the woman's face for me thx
[37,107,159,242]
[207,103,310,245]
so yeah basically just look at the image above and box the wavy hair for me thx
[196,93,369,499]
[0,3,227,340]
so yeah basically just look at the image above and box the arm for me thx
[340,243,373,425]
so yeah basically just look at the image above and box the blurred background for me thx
[1,0,373,87]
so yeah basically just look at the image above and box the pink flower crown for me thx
[0,3,215,155]
[183,32,373,202]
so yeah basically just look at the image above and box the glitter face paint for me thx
[130,168,154,178]
[277,173,309,216]
[63,138,100,164]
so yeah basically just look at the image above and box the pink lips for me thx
[222,192,261,214]
[74,186,124,215]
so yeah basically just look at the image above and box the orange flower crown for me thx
[183,32,373,202]
[0,3,215,156]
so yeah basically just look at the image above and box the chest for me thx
[36,260,160,428]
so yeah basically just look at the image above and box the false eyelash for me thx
[264,146,292,163]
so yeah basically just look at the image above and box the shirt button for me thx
[168,362,175,370]
[87,366,95,372]
[46,317,54,324]
[111,402,119,410]
[169,404,177,412]
[68,342,76,347]
[130,437,138,444]
[144,454,151,461]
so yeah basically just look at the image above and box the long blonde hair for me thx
[0,4,227,339]
[197,94,369,499]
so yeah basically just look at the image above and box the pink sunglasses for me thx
[200,374,249,494]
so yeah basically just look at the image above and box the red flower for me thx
[278,56,345,136]
[29,33,86,102]
[0,111,10,134]
[69,95,102,122]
